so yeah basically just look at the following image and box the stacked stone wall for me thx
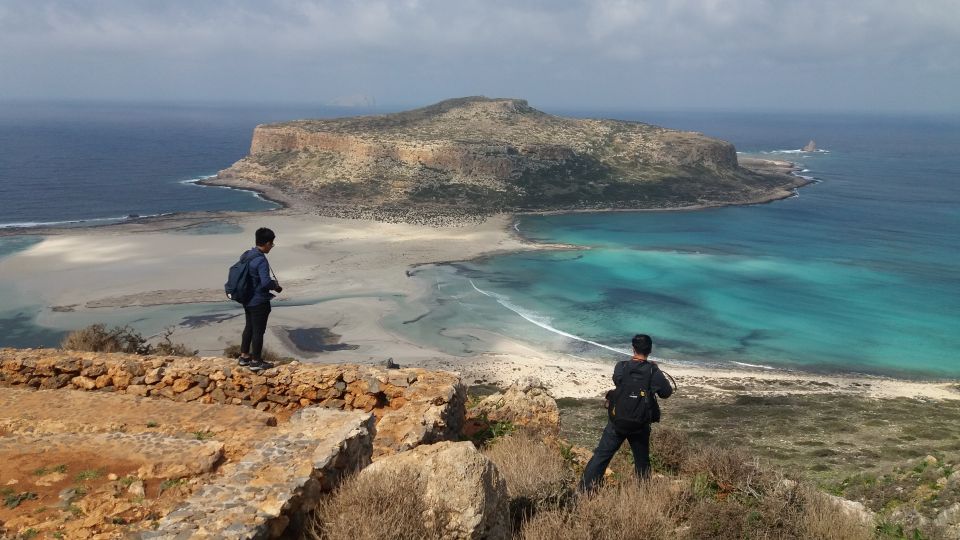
[0,348,466,456]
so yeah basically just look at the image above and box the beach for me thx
[2,207,957,403]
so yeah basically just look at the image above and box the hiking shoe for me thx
[248,359,275,372]
[237,356,251,367]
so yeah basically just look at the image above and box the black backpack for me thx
[608,362,657,434]
[224,250,261,304]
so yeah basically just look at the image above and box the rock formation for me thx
[803,140,817,152]
[469,377,562,435]
[362,441,510,539]
[216,97,807,216]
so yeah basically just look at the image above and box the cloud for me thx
[1,0,957,111]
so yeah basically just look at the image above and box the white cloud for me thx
[0,0,957,111]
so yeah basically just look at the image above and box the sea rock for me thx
[803,139,817,152]
[362,441,509,539]
[470,377,561,435]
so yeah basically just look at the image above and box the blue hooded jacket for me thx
[243,247,278,307]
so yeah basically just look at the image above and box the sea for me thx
[1,103,958,378]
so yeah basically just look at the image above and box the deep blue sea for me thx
[0,102,376,227]
[1,104,957,378]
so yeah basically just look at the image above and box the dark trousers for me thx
[579,422,652,492]
[240,302,271,361]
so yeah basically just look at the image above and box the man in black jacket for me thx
[579,334,673,492]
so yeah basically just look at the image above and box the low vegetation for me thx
[61,324,196,357]
[484,432,574,524]
[305,467,445,540]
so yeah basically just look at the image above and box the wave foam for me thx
[762,149,830,155]
[731,360,775,370]
[469,280,632,357]
[182,174,271,202]
[0,213,171,230]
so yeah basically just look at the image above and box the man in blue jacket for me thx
[237,227,282,371]
[579,334,673,492]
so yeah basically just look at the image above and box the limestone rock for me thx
[935,502,960,538]
[363,441,509,539]
[470,377,561,435]
[821,492,874,524]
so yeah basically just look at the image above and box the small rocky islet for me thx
[213,96,808,222]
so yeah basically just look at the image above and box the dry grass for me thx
[62,324,196,357]
[61,324,148,354]
[683,446,764,493]
[484,432,573,524]
[797,485,873,540]
[520,478,685,540]
[651,426,692,473]
[305,467,445,540]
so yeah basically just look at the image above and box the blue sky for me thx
[1,0,958,113]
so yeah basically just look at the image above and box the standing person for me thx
[579,334,673,492]
[237,227,282,371]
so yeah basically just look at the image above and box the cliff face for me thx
[218,97,801,212]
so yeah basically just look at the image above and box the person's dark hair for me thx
[632,334,653,356]
[255,227,275,246]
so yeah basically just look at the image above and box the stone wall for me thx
[0,348,466,457]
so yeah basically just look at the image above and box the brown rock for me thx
[54,358,82,374]
[82,363,107,378]
[266,393,289,405]
[71,375,97,390]
[179,386,205,402]
[171,378,193,393]
[250,385,270,404]
[112,372,132,388]
[210,387,227,404]
[40,373,73,389]
[95,374,113,389]
[126,384,149,397]
[144,367,163,384]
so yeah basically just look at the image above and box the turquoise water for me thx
[394,113,960,378]
[2,107,957,377]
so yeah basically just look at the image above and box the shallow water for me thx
[393,112,960,378]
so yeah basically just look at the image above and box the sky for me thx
[1,0,958,113]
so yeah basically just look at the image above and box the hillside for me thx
[216,97,807,216]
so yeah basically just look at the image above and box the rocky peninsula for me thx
[211,97,807,222]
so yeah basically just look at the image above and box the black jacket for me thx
[611,359,672,422]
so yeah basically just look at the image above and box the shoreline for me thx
[1,165,957,400]
[0,156,807,236]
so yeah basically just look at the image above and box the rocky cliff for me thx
[217,97,805,215]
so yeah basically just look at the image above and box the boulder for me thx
[470,377,561,435]
[362,441,509,539]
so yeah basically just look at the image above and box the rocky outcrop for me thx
[148,408,375,539]
[216,97,807,215]
[0,348,466,457]
[470,377,562,435]
[363,441,510,539]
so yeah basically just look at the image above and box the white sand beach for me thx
[1,209,958,402]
